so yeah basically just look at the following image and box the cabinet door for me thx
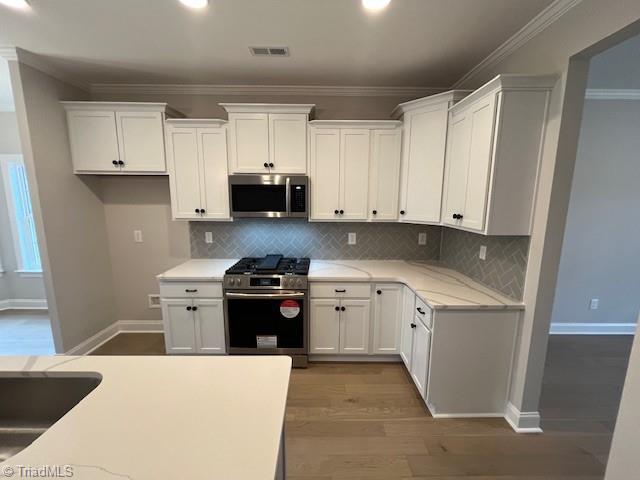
[268,113,307,174]
[399,287,416,369]
[369,129,401,221]
[461,95,497,232]
[340,129,370,221]
[228,113,270,173]
[410,317,431,399]
[194,299,226,354]
[310,299,341,354]
[372,284,403,354]
[116,111,166,172]
[400,105,449,223]
[166,127,202,219]
[339,299,371,354]
[310,129,341,220]
[199,127,231,220]
[161,300,196,354]
[442,111,471,227]
[66,110,119,173]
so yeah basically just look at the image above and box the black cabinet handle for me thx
[269,162,274,168]
[400,210,405,215]
[416,307,425,315]
[339,209,344,214]
[334,306,340,311]
[372,210,377,215]
[341,306,346,311]
[185,289,198,293]
[410,323,416,329]
[192,306,198,312]
[335,289,346,293]
[264,162,269,168]
[376,290,382,295]
[118,160,124,166]
[112,160,119,166]
[186,306,192,311]
[334,209,339,214]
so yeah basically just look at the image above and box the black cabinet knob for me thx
[335,306,340,311]
[112,160,119,166]
[341,306,346,311]
[192,306,198,312]
[410,323,416,329]
[400,210,405,215]
[264,162,269,168]
[269,162,274,168]
[200,209,206,214]
[453,213,464,220]
[458,214,464,219]
[339,210,344,215]
[118,160,124,166]
[186,306,192,311]
[195,209,201,214]
[376,290,382,295]
[372,210,377,215]
[334,209,339,214]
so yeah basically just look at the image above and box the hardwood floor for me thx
[89,333,632,479]
[0,309,55,355]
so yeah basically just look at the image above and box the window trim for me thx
[0,154,42,274]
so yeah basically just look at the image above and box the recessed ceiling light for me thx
[178,0,208,9]
[362,0,391,11]
[0,0,30,9]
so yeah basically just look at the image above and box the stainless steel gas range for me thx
[223,255,310,368]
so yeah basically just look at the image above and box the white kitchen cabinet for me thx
[194,299,226,354]
[393,91,469,224]
[220,104,314,174]
[442,74,555,235]
[339,299,371,354]
[410,315,432,399]
[309,299,341,354]
[368,129,402,221]
[372,283,403,354]
[309,121,401,222]
[161,299,197,354]
[62,102,180,174]
[165,119,231,221]
[399,287,416,368]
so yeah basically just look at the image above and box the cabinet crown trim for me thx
[61,101,184,117]
[219,103,315,115]
[309,119,401,129]
[450,74,557,113]
[391,90,471,119]
[166,118,227,127]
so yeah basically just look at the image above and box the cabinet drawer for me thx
[414,296,433,329]
[310,283,371,299]
[159,282,223,299]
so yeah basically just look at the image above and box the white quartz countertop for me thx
[0,355,291,479]
[158,259,523,311]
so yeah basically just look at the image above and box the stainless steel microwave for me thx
[228,175,308,218]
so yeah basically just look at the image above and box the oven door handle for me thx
[225,292,306,299]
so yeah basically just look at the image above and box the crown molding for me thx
[585,89,640,100]
[0,46,18,61]
[90,83,445,98]
[452,0,583,88]
[309,119,401,129]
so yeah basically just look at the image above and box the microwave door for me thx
[230,183,288,217]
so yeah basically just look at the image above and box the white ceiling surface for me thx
[0,59,14,110]
[0,0,553,88]
[588,34,640,90]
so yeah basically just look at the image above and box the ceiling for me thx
[0,0,554,88]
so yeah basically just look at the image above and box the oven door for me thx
[224,291,308,354]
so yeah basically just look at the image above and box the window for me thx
[1,155,42,273]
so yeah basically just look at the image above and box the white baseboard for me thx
[0,298,48,311]
[550,322,636,335]
[309,354,402,363]
[65,320,163,355]
[505,401,542,433]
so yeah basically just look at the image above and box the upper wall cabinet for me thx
[392,91,469,225]
[442,75,555,235]
[165,119,231,221]
[220,103,314,175]
[309,120,401,222]
[62,102,181,174]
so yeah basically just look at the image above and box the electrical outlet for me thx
[348,232,357,245]
[148,294,161,309]
[418,232,427,245]
[589,298,599,310]
[205,232,213,244]
[134,230,143,243]
[479,245,487,260]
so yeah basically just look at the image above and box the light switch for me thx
[205,232,213,244]
[589,298,599,310]
[418,232,427,245]
[134,230,143,243]
[479,245,487,260]
[348,232,357,245]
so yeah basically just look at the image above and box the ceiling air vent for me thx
[249,46,290,57]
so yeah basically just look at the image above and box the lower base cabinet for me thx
[310,298,371,354]
[410,316,431,399]
[161,297,226,355]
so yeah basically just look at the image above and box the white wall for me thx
[551,99,640,328]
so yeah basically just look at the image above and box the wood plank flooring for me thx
[89,333,632,479]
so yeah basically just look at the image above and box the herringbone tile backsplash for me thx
[440,228,530,301]
[191,219,442,260]
[190,220,529,300]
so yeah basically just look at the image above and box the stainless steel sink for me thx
[0,375,101,461]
